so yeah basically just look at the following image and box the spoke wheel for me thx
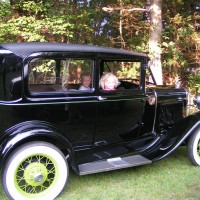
[187,129,200,166]
[3,142,69,200]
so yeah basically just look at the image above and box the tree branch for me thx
[102,7,149,13]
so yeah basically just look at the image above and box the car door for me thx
[25,54,97,154]
[94,59,147,149]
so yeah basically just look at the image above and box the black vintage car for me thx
[0,42,199,200]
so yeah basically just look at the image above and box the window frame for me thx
[27,57,95,96]
[24,53,97,100]
[99,59,142,92]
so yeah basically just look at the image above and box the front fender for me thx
[151,111,200,162]
[0,120,78,172]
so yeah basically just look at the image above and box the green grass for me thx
[1,147,200,200]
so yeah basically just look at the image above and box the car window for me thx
[28,58,93,93]
[100,60,141,90]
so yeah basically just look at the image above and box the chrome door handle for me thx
[177,97,183,102]
[98,96,107,101]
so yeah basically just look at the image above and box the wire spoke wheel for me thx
[3,142,69,200]
[16,155,55,194]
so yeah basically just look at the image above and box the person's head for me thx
[81,74,91,88]
[99,73,120,90]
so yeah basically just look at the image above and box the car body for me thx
[0,42,200,200]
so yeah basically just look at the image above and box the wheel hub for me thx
[34,173,44,183]
[24,162,48,186]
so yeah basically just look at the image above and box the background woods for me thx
[0,0,199,91]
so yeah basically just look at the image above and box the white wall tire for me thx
[3,141,69,200]
[187,129,200,166]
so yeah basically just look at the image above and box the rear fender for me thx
[0,120,78,172]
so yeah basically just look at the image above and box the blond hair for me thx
[99,73,120,89]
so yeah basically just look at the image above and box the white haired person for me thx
[99,73,120,90]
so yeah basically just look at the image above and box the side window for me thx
[28,58,93,93]
[100,60,141,90]
[60,59,93,91]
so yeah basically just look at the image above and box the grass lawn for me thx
[1,146,200,200]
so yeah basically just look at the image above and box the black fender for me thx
[147,111,200,162]
[0,120,79,173]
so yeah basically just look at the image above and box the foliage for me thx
[162,0,200,87]
[188,74,200,94]
[0,0,199,89]
[0,0,150,47]
[117,62,140,79]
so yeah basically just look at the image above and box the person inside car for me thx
[79,74,92,90]
[99,72,120,90]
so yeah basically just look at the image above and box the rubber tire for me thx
[187,130,200,166]
[3,141,69,200]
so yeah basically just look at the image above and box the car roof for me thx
[0,42,148,59]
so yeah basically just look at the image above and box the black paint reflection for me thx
[95,98,145,146]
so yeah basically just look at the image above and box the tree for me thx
[161,0,200,88]
[0,0,199,91]
[102,0,163,84]
[102,1,148,49]
[149,0,163,85]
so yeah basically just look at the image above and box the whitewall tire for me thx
[187,130,200,166]
[3,141,69,200]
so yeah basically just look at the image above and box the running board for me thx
[78,155,152,175]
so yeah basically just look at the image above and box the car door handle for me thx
[177,97,183,102]
[97,96,107,101]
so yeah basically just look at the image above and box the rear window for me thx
[28,58,94,93]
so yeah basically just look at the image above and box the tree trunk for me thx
[149,0,163,85]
